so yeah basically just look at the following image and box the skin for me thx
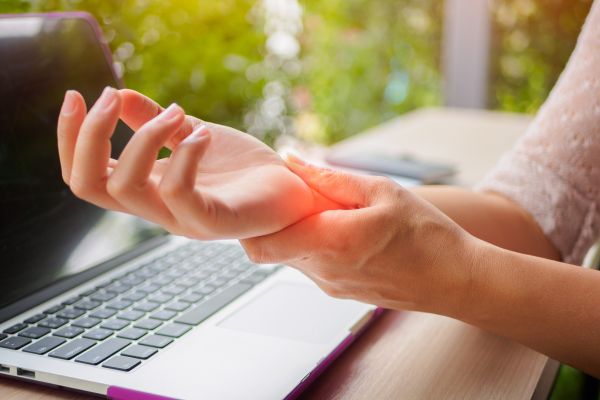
[57,87,337,240]
[58,88,600,378]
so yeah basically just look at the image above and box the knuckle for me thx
[322,229,353,258]
[106,177,130,198]
[243,241,270,264]
[68,175,93,199]
[158,179,184,199]
[370,175,393,188]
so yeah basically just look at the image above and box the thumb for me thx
[284,153,377,208]
[119,89,196,149]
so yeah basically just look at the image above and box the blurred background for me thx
[0,0,593,146]
[1,1,597,398]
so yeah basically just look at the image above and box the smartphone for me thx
[325,152,456,184]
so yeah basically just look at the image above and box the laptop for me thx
[0,12,379,399]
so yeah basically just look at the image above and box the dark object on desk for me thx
[325,152,456,184]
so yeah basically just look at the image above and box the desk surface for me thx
[0,108,549,399]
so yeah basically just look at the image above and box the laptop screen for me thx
[0,15,165,312]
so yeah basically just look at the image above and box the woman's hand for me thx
[57,87,336,239]
[242,155,481,315]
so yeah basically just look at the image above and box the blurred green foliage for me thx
[296,0,442,143]
[550,365,600,400]
[490,0,593,113]
[0,0,593,144]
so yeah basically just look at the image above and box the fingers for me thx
[159,125,216,236]
[119,89,197,149]
[119,89,163,131]
[284,153,380,208]
[106,103,186,226]
[241,209,350,265]
[57,90,87,184]
[69,87,124,210]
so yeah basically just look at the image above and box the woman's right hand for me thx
[242,156,480,316]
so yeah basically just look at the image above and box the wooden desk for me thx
[0,108,551,399]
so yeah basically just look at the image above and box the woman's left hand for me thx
[242,155,481,315]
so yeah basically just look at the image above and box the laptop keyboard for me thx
[0,242,278,372]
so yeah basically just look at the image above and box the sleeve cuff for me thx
[476,152,598,265]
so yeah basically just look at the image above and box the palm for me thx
[149,120,314,238]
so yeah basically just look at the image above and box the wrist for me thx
[449,238,522,327]
[438,234,499,321]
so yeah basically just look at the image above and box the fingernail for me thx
[96,86,117,109]
[161,103,182,121]
[282,150,307,166]
[182,125,210,143]
[61,90,78,115]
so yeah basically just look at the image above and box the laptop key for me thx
[133,302,160,312]
[73,299,102,311]
[122,291,146,302]
[101,319,129,331]
[83,328,113,341]
[75,338,131,365]
[62,296,80,306]
[0,336,31,350]
[91,291,117,302]
[177,283,252,326]
[121,275,144,286]
[57,308,85,320]
[0,334,6,341]
[155,323,191,338]
[22,336,65,355]
[163,285,186,296]
[39,317,68,329]
[43,305,64,314]
[147,293,173,304]
[117,328,147,340]
[3,323,28,334]
[117,310,145,322]
[107,300,132,310]
[138,283,161,294]
[19,326,50,339]
[165,301,190,312]
[179,293,203,304]
[211,278,228,287]
[102,355,140,372]
[149,310,177,321]
[80,288,97,296]
[90,308,117,319]
[24,313,46,324]
[152,276,173,286]
[95,280,113,289]
[193,285,216,296]
[121,344,157,360]
[139,334,172,348]
[49,338,96,360]
[72,317,101,329]
[54,326,85,339]
[133,319,162,330]
[174,277,200,288]
[105,282,131,294]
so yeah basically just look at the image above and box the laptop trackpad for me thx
[217,282,363,344]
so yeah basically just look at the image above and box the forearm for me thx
[454,241,600,377]
[412,186,560,260]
